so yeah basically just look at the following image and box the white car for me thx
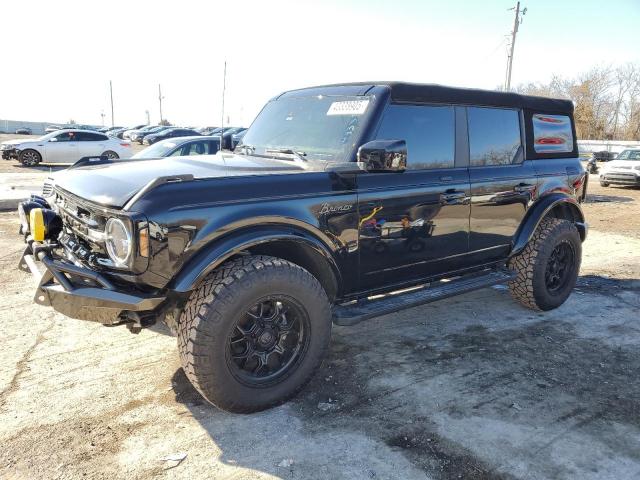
[599,149,640,187]
[0,130,132,166]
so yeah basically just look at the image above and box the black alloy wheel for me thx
[227,297,309,386]
[544,240,575,295]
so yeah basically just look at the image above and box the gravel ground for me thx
[0,169,639,479]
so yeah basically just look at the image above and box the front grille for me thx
[604,173,638,184]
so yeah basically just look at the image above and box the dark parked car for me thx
[143,128,201,145]
[131,126,173,143]
[15,127,32,135]
[231,130,246,149]
[17,82,587,413]
[132,136,220,159]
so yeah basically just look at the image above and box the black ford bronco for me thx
[17,82,587,413]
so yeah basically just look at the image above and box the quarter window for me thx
[532,114,573,154]
[468,107,521,166]
[376,104,455,169]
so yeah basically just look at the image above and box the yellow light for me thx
[138,227,149,258]
[29,208,45,241]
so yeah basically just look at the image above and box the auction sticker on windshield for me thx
[327,100,370,116]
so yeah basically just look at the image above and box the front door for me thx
[44,131,80,163]
[357,103,471,292]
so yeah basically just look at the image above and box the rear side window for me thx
[532,114,573,154]
[376,104,455,169]
[76,132,108,141]
[468,107,521,166]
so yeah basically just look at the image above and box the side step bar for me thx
[332,269,516,326]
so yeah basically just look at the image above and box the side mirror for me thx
[357,139,407,172]
[49,137,58,142]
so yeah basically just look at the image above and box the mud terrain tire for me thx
[508,218,581,311]
[177,255,331,413]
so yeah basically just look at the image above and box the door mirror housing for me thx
[357,139,407,172]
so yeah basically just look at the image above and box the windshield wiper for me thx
[265,148,308,163]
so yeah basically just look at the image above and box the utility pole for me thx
[505,2,526,91]
[145,109,150,125]
[109,80,115,127]
[220,61,227,144]
[100,110,105,126]
[158,84,164,125]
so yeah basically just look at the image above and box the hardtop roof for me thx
[280,81,574,114]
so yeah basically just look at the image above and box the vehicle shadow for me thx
[164,274,640,479]
[585,193,635,203]
[7,163,69,172]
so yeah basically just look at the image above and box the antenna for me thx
[220,61,227,149]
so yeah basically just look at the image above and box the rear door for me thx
[357,103,471,292]
[466,107,536,262]
[77,132,109,157]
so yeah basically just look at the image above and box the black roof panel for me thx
[281,81,573,114]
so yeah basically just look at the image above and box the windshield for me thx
[36,132,59,141]
[616,150,640,160]
[240,95,373,162]
[132,140,179,158]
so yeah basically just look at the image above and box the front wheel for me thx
[508,218,581,311]
[177,255,332,413]
[600,181,610,187]
[19,149,42,166]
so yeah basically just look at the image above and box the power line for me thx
[504,2,527,91]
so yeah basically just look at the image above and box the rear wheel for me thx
[19,149,41,166]
[508,218,581,311]
[101,150,119,159]
[599,181,610,187]
[177,255,332,413]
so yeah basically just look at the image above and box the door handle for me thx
[439,175,454,182]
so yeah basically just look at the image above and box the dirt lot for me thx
[0,176,639,478]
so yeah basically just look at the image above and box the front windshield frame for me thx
[239,94,378,163]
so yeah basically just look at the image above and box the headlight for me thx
[105,218,132,267]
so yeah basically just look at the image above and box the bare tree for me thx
[515,63,640,141]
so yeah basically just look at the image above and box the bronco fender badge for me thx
[319,202,353,215]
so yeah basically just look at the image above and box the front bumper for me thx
[2,148,17,160]
[19,240,165,325]
[600,172,640,186]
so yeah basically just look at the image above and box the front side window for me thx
[376,104,455,169]
[55,132,76,142]
[468,107,521,166]
[182,141,211,155]
[532,114,573,154]
[241,95,373,162]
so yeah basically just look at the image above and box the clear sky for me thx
[2,0,639,128]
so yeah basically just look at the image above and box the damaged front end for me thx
[17,192,167,333]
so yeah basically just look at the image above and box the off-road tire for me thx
[508,218,581,311]
[19,149,42,166]
[177,255,332,413]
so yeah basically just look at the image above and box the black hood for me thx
[52,153,310,208]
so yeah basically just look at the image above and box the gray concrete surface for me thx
[0,186,639,479]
